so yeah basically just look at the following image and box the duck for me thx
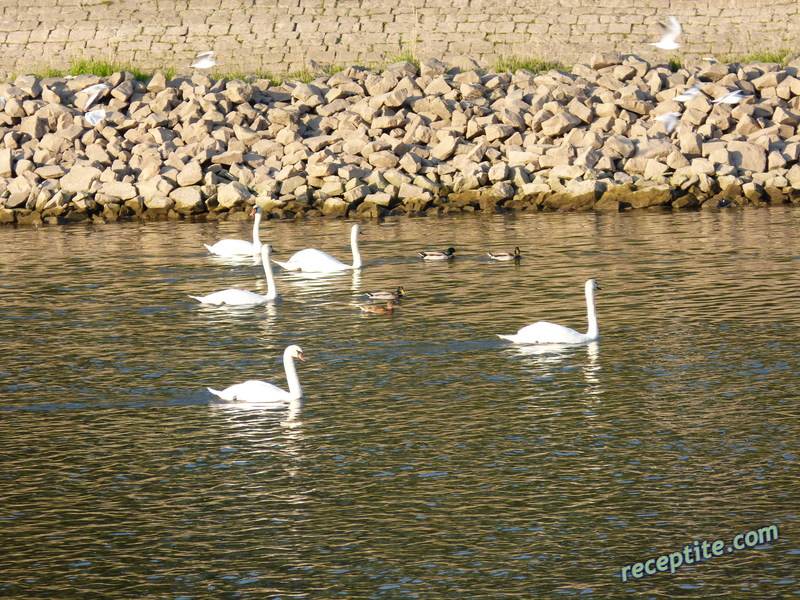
[498,279,601,345]
[207,345,306,402]
[419,247,456,261]
[189,244,278,306]
[358,300,397,314]
[273,223,362,273]
[487,247,522,261]
[204,206,264,257]
[365,287,405,301]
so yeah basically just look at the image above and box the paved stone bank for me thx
[3,53,800,226]
[0,0,799,77]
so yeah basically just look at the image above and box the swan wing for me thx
[278,248,351,272]
[190,289,267,306]
[208,380,290,403]
[500,321,588,345]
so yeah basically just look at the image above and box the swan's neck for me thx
[585,286,599,340]
[284,354,302,399]
[263,249,277,300]
[350,227,362,269]
[252,213,262,250]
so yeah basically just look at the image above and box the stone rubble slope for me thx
[3,52,800,226]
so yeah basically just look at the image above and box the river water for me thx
[1,207,798,599]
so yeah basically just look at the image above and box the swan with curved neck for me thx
[207,345,306,402]
[204,206,264,257]
[274,224,362,273]
[498,279,601,345]
[189,245,278,305]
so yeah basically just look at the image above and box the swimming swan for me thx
[204,206,264,257]
[274,223,362,273]
[190,245,278,305]
[498,279,601,345]
[207,345,306,402]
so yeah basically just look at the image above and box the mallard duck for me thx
[488,247,522,261]
[365,287,405,301]
[358,300,397,314]
[419,247,456,261]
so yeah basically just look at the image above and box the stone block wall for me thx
[0,0,799,77]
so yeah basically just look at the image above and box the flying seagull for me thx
[712,89,746,104]
[654,112,680,133]
[674,83,701,102]
[649,16,682,50]
[191,50,217,69]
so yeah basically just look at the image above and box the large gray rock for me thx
[727,141,767,172]
[60,166,102,194]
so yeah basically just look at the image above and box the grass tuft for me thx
[492,56,565,74]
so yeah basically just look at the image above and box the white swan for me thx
[189,245,278,306]
[273,224,362,273]
[498,279,601,345]
[207,345,306,402]
[204,206,264,257]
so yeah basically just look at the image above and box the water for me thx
[1,207,798,599]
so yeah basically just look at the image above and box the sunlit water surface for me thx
[1,207,798,599]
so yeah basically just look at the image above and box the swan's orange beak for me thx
[250,207,257,217]
[297,352,306,362]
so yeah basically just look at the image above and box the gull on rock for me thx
[649,16,681,50]
[79,82,110,110]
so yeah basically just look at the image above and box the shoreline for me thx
[2,53,800,227]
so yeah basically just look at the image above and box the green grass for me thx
[31,58,174,82]
[385,50,420,69]
[735,49,795,65]
[492,56,565,74]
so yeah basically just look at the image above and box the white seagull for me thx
[79,82,110,110]
[649,16,682,50]
[712,89,746,104]
[674,83,701,102]
[191,51,217,70]
[654,112,680,133]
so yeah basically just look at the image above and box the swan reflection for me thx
[506,341,603,397]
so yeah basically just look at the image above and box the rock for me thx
[177,161,203,187]
[727,140,767,172]
[60,165,102,194]
[541,112,582,137]
[217,181,252,208]
[169,186,205,214]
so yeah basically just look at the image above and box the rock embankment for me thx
[3,53,800,226]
